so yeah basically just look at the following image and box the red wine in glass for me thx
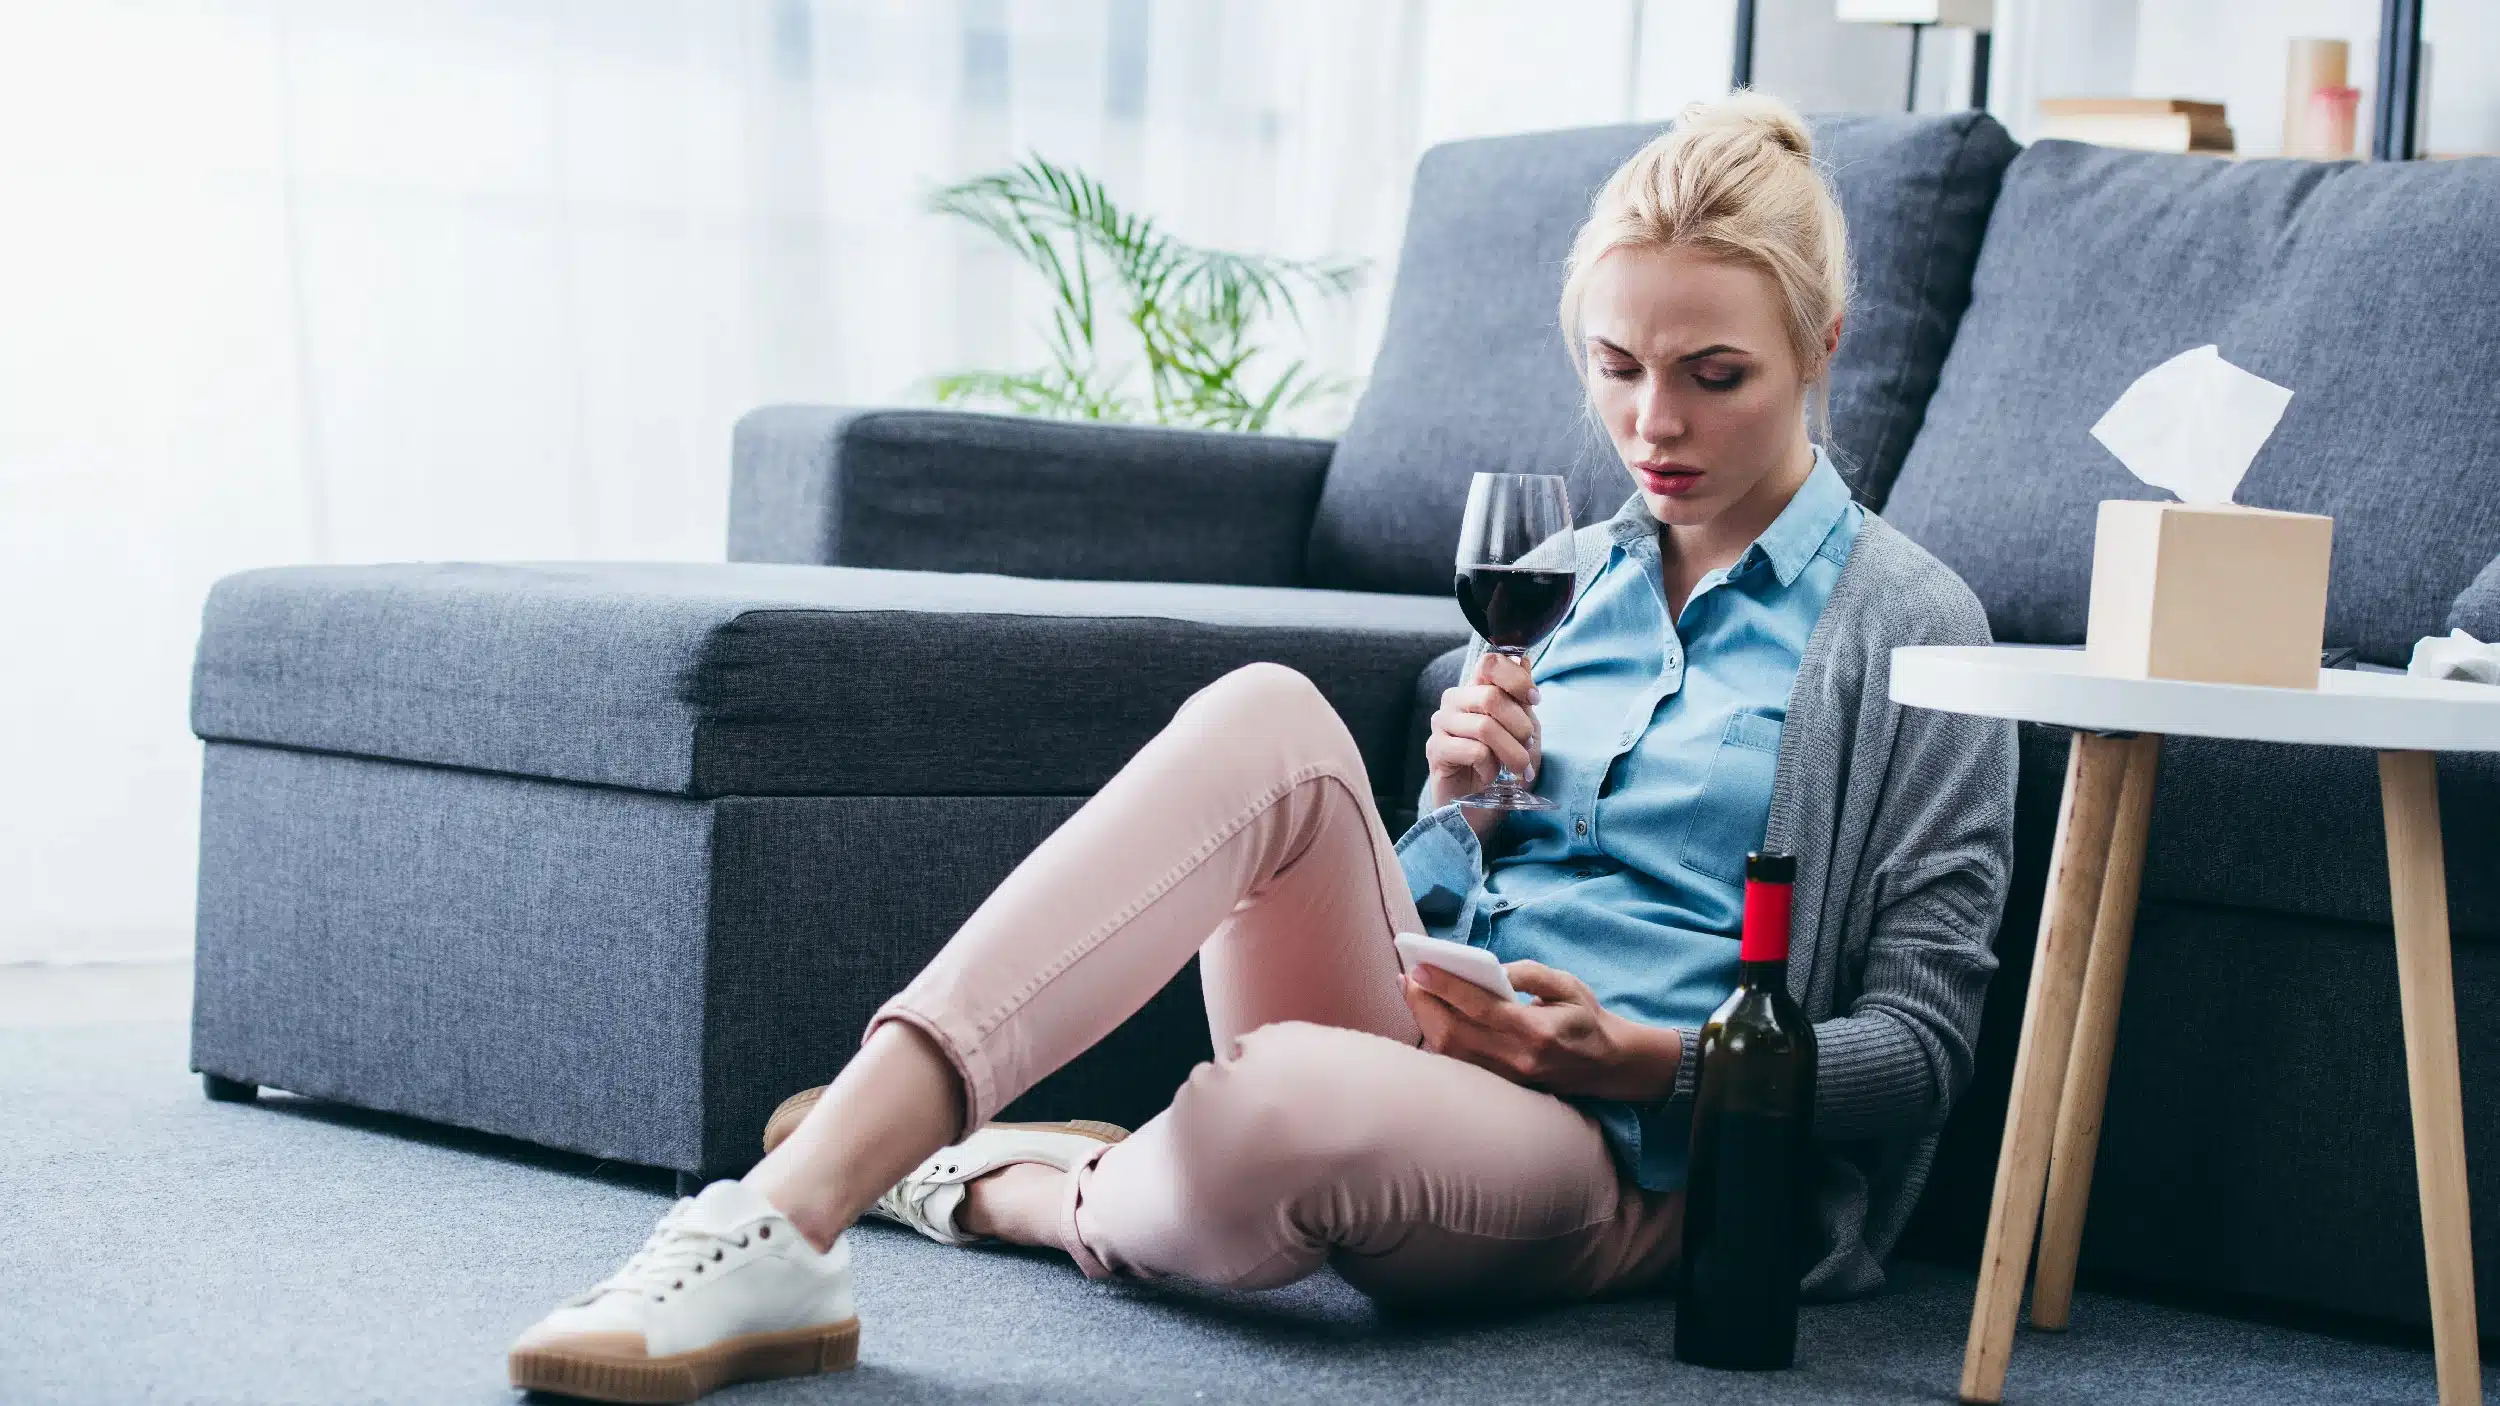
[1452,472,1574,811]
[1455,566,1573,649]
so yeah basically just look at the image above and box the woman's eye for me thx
[1695,370,1745,391]
[1599,362,1641,382]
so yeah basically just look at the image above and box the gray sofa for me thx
[189,111,2500,1341]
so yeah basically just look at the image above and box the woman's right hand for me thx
[1425,652,1542,837]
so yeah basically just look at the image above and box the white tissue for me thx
[2410,629,2500,686]
[2089,345,2294,505]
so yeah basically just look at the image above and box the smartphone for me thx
[1393,932,1519,1001]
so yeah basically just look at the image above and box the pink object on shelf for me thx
[2304,84,2360,159]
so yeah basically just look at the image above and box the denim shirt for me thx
[1394,450,1863,1191]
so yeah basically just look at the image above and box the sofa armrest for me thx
[728,407,1335,587]
[2451,553,2500,641]
[1401,642,1474,822]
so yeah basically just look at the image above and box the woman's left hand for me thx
[1404,959,1681,1103]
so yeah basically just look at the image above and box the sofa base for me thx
[191,742,1215,1180]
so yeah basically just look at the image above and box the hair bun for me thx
[1677,90,1813,161]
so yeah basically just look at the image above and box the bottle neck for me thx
[1738,957,1789,987]
[1739,877,1793,963]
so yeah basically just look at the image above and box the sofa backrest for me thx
[1305,111,2019,597]
[1882,142,2500,665]
[2456,556,2500,641]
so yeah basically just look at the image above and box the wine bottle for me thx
[1675,850,1817,1371]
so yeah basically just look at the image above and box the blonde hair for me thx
[1558,90,1851,432]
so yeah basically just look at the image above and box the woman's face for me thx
[1580,244,1830,530]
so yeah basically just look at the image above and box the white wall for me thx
[1990,0,2138,139]
[1413,0,1738,144]
[1755,0,1916,115]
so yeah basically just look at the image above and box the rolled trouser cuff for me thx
[861,1000,998,1141]
[1059,1138,1121,1280]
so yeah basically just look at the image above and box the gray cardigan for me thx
[1457,504,2018,1298]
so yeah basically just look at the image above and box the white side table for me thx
[1891,645,2500,1406]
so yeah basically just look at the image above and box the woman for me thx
[507,91,2017,1404]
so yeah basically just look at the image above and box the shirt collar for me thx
[1602,445,1853,589]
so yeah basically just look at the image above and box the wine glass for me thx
[1452,472,1575,811]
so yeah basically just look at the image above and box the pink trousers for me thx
[869,663,1684,1303]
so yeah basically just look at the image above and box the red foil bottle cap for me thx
[1741,850,1794,963]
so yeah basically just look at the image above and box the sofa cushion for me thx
[1307,111,2018,596]
[1883,143,2500,666]
[191,563,1467,799]
[2454,555,2500,640]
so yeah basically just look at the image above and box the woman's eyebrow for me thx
[1586,336,1750,362]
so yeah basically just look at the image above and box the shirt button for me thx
[1574,818,1589,836]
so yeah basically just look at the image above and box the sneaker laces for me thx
[875,1158,969,1241]
[570,1200,759,1305]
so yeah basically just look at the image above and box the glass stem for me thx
[1492,646,1528,788]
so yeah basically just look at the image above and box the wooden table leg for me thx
[2380,750,2481,1406]
[1960,732,2132,1404]
[2029,733,2161,1331]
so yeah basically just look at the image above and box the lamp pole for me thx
[1732,0,1756,89]
[2371,0,2424,160]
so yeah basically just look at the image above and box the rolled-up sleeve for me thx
[1392,803,1486,938]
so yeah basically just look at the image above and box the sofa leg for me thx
[201,1073,259,1103]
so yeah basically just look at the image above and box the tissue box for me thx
[2084,500,2334,689]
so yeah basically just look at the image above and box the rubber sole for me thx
[508,1316,859,1404]
[760,1081,1129,1157]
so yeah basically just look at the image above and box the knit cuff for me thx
[1669,1026,1702,1107]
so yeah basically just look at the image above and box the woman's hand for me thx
[1424,652,1542,840]
[1403,959,1682,1103]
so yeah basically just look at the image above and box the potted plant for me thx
[930,155,1364,433]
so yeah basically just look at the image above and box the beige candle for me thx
[2284,37,2349,156]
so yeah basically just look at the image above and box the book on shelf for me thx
[2039,97,2226,120]
[2036,99,2235,154]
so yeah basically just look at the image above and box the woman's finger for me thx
[1433,710,1532,778]
[1503,960,1585,1005]
[1411,961,1521,1029]
[1441,686,1535,747]
[1404,976,1461,1052]
[1423,734,1494,784]
[1478,651,1541,708]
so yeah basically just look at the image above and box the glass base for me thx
[1457,783,1557,812]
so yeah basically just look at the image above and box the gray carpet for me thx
[1,1021,2481,1405]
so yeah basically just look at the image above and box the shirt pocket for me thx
[1672,709,1784,887]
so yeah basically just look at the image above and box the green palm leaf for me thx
[926,152,1364,432]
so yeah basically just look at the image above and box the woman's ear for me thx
[1823,313,1844,362]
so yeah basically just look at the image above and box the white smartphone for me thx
[1393,932,1518,1001]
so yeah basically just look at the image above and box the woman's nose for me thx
[1633,384,1681,447]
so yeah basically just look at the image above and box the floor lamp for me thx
[1836,0,1994,112]
[2372,0,2424,160]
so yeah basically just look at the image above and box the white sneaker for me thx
[508,1180,859,1404]
[868,1120,1129,1246]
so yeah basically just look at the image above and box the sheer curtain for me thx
[0,0,1729,964]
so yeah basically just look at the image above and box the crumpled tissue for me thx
[2090,344,2294,503]
[2409,629,2500,686]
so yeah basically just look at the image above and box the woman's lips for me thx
[1634,463,1702,497]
